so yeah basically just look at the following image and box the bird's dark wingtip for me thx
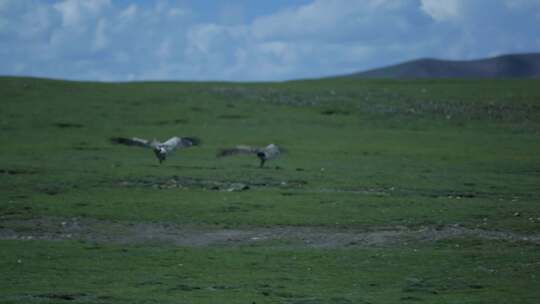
[110,137,129,145]
[184,137,201,146]
[216,148,228,158]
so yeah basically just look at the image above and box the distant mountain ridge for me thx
[346,53,540,79]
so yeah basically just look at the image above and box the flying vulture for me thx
[111,136,200,164]
[217,143,282,167]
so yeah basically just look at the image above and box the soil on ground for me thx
[1,217,538,248]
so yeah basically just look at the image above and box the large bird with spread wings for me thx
[217,144,282,168]
[111,136,200,164]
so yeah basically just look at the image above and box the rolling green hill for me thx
[1,76,540,303]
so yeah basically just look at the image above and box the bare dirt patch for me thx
[53,122,84,128]
[115,175,308,191]
[1,217,539,248]
[1,168,37,175]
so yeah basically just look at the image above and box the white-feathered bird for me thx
[111,136,200,164]
[217,144,282,168]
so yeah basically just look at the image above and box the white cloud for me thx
[92,18,108,51]
[420,0,462,22]
[0,18,7,32]
[504,0,540,9]
[258,41,290,58]
[0,0,10,11]
[168,7,187,18]
[156,39,171,59]
[251,0,356,41]
[119,4,137,21]
[187,23,223,54]
[18,5,55,39]
[54,0,111,27]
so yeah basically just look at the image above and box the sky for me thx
[1,0,539,81]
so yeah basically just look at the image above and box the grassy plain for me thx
[1,76,539,303]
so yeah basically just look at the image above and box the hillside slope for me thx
[347,53,540,79]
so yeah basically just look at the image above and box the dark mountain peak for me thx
[347,53,540,79]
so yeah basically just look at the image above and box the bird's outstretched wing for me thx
[162,136,200,152]
[263,144,282,159]
[217,145,258,157]
[276,145,287,154]
[110,137,156,149]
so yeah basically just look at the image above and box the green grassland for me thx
[1,76,539,303]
